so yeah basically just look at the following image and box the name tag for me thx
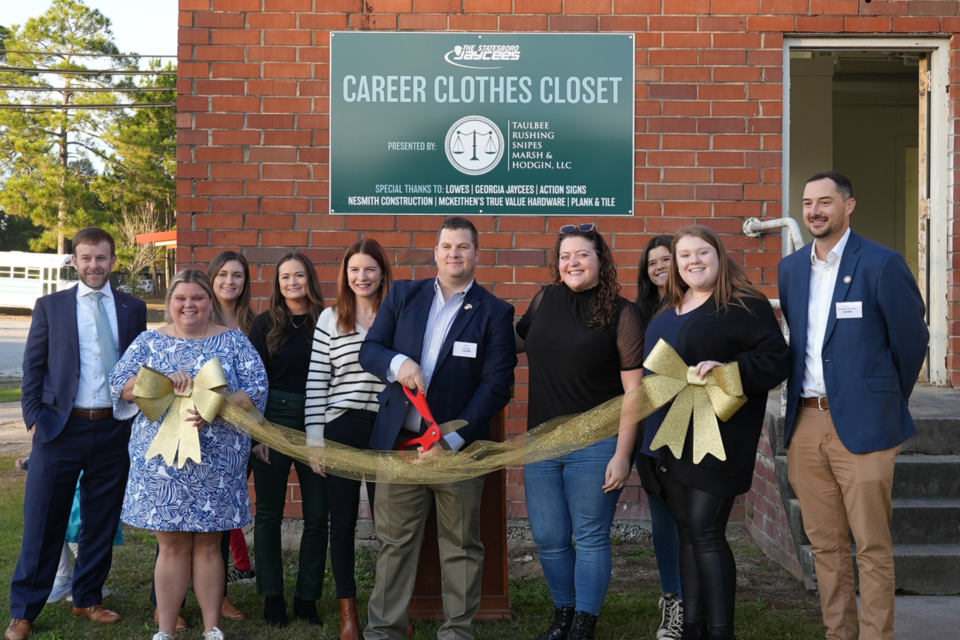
[453,341,477,358]
[836,301,862,319]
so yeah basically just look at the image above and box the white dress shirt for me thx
[387,279,474,451]
[801,228,851,398]
[75,281,120,409]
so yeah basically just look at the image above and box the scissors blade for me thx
[435,419,467,435]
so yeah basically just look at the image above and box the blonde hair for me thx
[165,269,226,327]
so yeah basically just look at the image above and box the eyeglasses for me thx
[558,223,596,234]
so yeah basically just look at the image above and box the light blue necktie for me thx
[89,291,118,385]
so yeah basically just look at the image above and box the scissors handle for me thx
[402,386,437,428]
[399,425,443,453]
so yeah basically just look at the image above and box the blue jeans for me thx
[525,436,621,616]
[648,487,683,598]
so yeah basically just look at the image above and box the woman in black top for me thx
[635,235,685,639]
[516,224,644,640]
[645,226,788,640]
[248,252,327,628]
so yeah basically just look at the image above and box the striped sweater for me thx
[304,306,385,444]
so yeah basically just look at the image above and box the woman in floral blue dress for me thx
[110,270,267,640]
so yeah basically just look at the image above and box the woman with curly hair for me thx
[515,224,644,640]
[248,252,328,628]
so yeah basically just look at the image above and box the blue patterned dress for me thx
[110,330,268,532]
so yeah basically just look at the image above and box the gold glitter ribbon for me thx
[645,339,746,464]
[136,359,228,468]
[132,345,745,482]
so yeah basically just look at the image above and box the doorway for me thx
[783,37,950,386]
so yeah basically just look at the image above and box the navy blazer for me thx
[778,231,928,454]
[359,279,517,452]
[21,285,148,443]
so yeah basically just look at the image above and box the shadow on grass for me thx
[0,457,824,639]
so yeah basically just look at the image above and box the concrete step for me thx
[903,419,960,456]
[892,455,960,499]
[890,499,960,545]
[799,543,960,596]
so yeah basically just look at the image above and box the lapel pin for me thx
[843,276,852,284]
[464,304,473,310]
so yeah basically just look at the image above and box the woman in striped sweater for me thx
[305,238,393,640]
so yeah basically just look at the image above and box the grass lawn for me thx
[0,456,825,639]
[0,386,21,404]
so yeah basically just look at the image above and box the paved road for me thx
[0,316,30,380]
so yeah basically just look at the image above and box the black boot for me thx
[567,611,598,640]
[292,596,323,626]
[264,594,288,628]
[529,606,575,640]
[680,623,709,640]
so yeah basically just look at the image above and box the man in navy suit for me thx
[779,172,928,640]
[359,217,516,640]
[7,228,147,640]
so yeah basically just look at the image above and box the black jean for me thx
[324,409,377,599]
[660,471,737,640]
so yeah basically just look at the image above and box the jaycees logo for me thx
[445,116,504,176]
[444,44,521,70]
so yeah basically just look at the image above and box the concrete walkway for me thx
[895,596,960,639]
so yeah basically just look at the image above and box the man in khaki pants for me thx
[778,172,928,640]
[359,217,517,640]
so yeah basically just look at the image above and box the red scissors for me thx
[399,386,467,458]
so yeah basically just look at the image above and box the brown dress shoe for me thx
[154,608,189,632]
[5,619,31,640]
[72,605,121,624]
[339,598,359,640]
[221,596,246,620]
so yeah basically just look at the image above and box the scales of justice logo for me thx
[444,115,504,176]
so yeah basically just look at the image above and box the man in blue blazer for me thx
[7,228,147,640]
[779,172,928,640]
[359,217,516,640]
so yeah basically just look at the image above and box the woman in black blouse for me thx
[516,224,644,640]
[644,226,788,640]
[248,252,327,628]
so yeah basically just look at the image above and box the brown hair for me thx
[666,225,767,312]
[72,227,115,256]
[207,251,256,335]
[636,234,674,326]
[335,238,393,335]
[265,252,324,358]
[549,227,621,331]
[437,216,479,249]
[164,269,226,327]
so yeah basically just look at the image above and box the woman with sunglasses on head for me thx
[645,226,788,640]
[248,252,328,628]
[635,235,684,640]
[304,238,392,640]
[515,223,644,640]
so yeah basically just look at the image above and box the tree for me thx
[0,0,134,252]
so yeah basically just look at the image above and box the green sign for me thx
[330,33,634,216]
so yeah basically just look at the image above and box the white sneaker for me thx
[47,577,72,603]
[152,632,175,640]
[202,627,224,640]
[657,594,683,640]
[65,584,111,603]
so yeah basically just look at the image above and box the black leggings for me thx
[324,409,377,600]
[660,471,737,640]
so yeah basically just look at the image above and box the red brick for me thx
[178,198,210,213]
[711,0,760,14]
[180,29,210,45]
[663,0,711,14]
[700,49,747,65]
[500,15,549,30]
[263,63,311,78]
[213,0,259,9]
[663,32,712,48]
[649,15,699,30]
[564,0,613,14]
[698,151,745,166]
[713,134,762,150]
[264,29,312,46]
[796,15,845,30]
[178,63,210,78]
[861,0,908,14]
[178,96,209,111]
[212,29,261,44]
[211,63,260,78]
[714,67,762,83]
[599,15,648,30]
[449,14,499,29]
[320,0,364,9]
[263,130,312,146]
[213,130,261,145]
[263,97,312,112]
[893,17,943,31]
[648,151,698,165]
[844,17,893,32]
[515,0,562,12]
[714,101,760,117]
[247,114,295,129]
[248,13,297,29]
[179,164,209,179]
[909,1,958,16]
[698,16,748,30]
[760,0,809,13]
[398,14,448,29]
[211,198,260,213]
[197,181,245,196]
[264,0,313,9]
[699,84,746,101]
[196,147,244,162]
[213,97,261,112]
[197,113,244,128]
[366,0,413,10]
[417,0,464,10]
[248,46,297,62]
[195,45,244,61]
[650,49,699,66]
[662,168,712,182]
[299,14,348,28]
[810,0,858,13]
[747,16,796,30]
[195,12,245,28]
[615,0,662,12]
[197,80,244,95]
[349,14,399,29]
[649,84,698,100]
[648,116,700,132]
[714,33,763,49]
[213,230,259,246]
[249,148,298,163]
[696,185,744,200]
[549,15,599,31]
[662,134,711,150]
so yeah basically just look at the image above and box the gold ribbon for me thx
[644,339,746,464]
[131,346,746,482]
[136,359,228,468]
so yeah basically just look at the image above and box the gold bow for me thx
[135,359,228,468]
[644,339,746,464]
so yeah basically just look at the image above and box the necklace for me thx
[291,315,307,329]
[174,322,208,339]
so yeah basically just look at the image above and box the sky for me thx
[0,0,178,64]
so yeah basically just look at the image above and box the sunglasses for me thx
[558,223,596,234]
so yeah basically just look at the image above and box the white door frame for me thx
[783,36,950,386]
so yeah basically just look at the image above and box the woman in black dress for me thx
[644,226,789,640]
[248,252,327,628]
[516,224,644,640]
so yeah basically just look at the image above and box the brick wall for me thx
[177,0,960,525]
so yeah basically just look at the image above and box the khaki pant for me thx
[364,475,485,640]
[787,406,899,640]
